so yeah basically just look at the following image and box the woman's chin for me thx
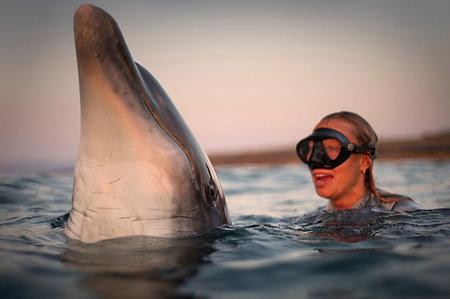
[314,187,333,199]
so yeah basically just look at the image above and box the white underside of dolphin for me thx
[64,4,230,243]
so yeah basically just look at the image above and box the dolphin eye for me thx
[205,179,219,207]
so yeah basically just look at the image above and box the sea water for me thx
[0,159,449,298]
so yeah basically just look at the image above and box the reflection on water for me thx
[61,236,216,298]
[0,160,449,298]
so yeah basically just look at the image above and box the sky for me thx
[1,0,449,170]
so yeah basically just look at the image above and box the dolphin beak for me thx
[74,4,146,105]
[73,4,192,167]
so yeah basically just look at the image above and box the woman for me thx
[296,111,421,212]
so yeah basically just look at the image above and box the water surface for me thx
[0,160,449,298]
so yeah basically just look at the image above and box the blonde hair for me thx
[320,111,398,205]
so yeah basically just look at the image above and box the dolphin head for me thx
[65,4,230,243]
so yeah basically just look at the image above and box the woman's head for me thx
[319,111,378,151]
[298,111,379,209]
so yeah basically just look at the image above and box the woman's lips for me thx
[312,172,334,187]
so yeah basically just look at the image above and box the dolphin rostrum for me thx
[64,4,230,243]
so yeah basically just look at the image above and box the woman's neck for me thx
[328,184,368,210]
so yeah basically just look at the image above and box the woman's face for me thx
[310,119,369,209]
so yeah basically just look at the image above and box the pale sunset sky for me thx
[1,0,449,170]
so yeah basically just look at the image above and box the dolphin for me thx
[64,4,230,243]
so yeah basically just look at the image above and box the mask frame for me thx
[296,128,376,170]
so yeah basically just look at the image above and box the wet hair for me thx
[319,111,398,205]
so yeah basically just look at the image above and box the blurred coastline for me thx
[1,133,449,174]
[210,132,450,166]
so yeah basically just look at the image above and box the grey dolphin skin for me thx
[64,4,230,243]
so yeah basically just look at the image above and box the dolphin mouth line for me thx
[98,8,195,172]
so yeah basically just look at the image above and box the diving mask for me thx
[296,128,376,170]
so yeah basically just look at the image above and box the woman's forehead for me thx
[314,119,358,143]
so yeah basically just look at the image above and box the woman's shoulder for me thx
[377,189,422,212]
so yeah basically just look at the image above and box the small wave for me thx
[50,213,70,229]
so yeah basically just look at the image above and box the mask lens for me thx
[298,138,341,162]
[297,140,313,162]
[322,138,341,160]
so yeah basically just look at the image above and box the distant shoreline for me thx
[210,134,450,166]
[1,134,449,174]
